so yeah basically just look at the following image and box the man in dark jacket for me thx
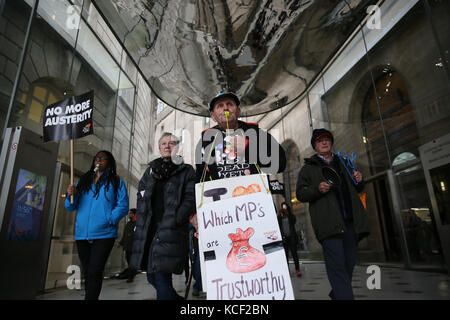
[129,133,196,300]
[195,91,286,182]
[296,128,369,300]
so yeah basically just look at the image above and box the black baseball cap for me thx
[209,91,240,111]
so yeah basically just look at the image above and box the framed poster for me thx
[7,169,47,241]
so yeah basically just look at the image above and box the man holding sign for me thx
[195,91,286,181]
[192,91,292,300]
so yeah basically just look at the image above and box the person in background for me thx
[118,208,137,282]
[66,150,129,300]
[129,133,196,300]
[278,202,302,277]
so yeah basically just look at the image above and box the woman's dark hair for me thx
[76,150,120,199]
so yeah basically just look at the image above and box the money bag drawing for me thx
[226,227,266,273]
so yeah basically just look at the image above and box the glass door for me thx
[395,160,446,271]
[45,166,81,290]
[364,173,403,264]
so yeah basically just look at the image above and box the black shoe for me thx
[176,293,185,300]
[329,290,335,300]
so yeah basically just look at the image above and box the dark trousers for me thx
[147,272,182,300]
[321,220,357,300]
[76,238,115,300]
[283,236,300,270]
[123,250,137,280]
[125,250,132,265]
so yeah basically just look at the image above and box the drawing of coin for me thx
[246,184,261,194]
[232,186,247,197]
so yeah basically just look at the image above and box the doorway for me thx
[364,164,446,271]
[44,163,81,289]
[365,173,403,263]
[360,67,446,271]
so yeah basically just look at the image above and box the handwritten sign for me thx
[195,174,294,300]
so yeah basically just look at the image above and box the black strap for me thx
[184,234,199,299]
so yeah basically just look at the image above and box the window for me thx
[181,128,186,143]
[393,152,417,167]
[157,101,165,114]
[18,81,64,125]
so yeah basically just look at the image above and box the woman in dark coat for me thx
[129,133,196,300]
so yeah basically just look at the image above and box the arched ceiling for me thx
[94,0,377,116]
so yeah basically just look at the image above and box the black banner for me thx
[43,91,94,142]
[269,179,284,195]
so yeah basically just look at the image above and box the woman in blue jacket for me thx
[65,150,129,300]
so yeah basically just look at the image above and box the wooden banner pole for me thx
[70,139,74,204]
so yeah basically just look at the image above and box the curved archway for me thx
[360,66,420,174]
[348,64,420,174]
[13,77,72,135]
[393,152,417,167]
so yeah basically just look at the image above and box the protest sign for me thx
[268,179,284,195]
[43,90,94,142]
[195,174,294,300]
[42,90,94,203]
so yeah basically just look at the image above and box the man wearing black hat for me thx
[189,92,286,296]
[195,91,286,181]
[296,128,369,300]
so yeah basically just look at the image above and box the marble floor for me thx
[36,262,450,300]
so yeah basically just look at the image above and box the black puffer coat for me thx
[129,157,196,274]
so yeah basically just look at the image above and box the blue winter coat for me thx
[65,171,129,240]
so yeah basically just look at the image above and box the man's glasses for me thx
[95,156,108,161]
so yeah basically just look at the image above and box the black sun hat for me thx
[209,91,240,111]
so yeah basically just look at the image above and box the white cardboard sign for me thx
[195,174,294,300]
